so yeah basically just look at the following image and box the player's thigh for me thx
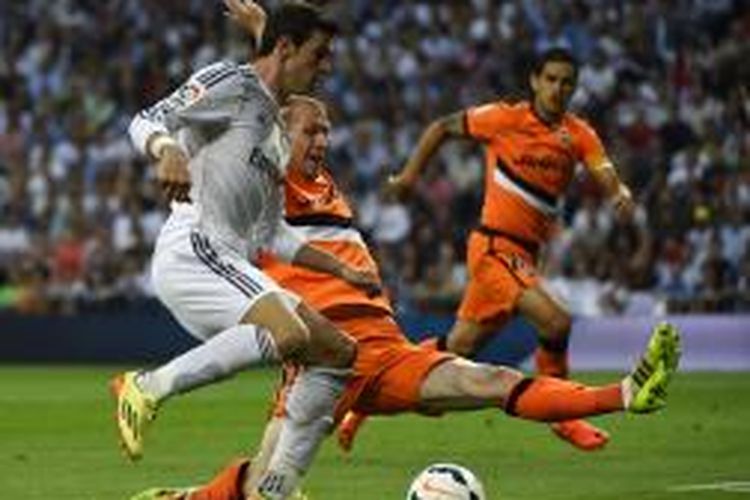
[294,302,356,368]
[418,358,523,412]
[454,249,523,354]
[357,344,454,415]
[245,296,356,367]
[456,268,519,329]
[516,283,571,338]
[152,229,283,341]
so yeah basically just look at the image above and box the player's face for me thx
[287,103,331,178]
[530,61,577,118]
[282,31,334,95]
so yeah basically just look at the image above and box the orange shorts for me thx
[457,230,540,324]
[272,313,454,422]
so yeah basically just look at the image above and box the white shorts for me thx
[152,204,298,341]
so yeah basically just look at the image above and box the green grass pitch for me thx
[0,366,748,499]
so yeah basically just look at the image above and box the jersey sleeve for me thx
[464,101,513,141]
[268,220,307,263]
[574,119,613,172]
[128,61,243,155]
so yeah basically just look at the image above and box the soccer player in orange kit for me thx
[341,47,640,452]
[128,96,679,500]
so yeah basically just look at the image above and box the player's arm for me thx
[271,222,382,297]
[129,63,238,201]
[589,164,634,220]
[577,122,635,220]
[224,0,266,55]
[129,107,191,202]
[388,111,467,196]
[294,245,382,297]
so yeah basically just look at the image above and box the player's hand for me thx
[385,173,416,200]
[224,0,267,45]
[340,267,382,298]
[612,184,635,221]
[156,145,191,202]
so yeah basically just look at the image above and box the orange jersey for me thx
[465,100,611,245]
[258,164,393,320]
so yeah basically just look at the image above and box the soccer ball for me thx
[406,463,487,500]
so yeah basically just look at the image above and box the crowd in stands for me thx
[1,0,748,316]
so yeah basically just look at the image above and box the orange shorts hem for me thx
[340,342,454,419]
[271,314,454,422]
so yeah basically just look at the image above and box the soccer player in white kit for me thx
[112,2,378,496]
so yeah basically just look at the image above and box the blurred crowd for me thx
[0,0,748,316]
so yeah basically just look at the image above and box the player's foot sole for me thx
[337,411,368,453]
[550,419,610,451]
[638,322,681,377]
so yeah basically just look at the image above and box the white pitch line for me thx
[668,481,750,493]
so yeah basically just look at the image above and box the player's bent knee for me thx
[544,312,572,340]
[273,322,310,363]
[296,302,357,368]
[446,320,495,357]
[446,333,479,357]
[309,318,356,368]
[243,292,311,362]
[328,333,356,368]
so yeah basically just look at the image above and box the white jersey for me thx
[129,60,292,256]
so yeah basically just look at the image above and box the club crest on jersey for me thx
[508,254,536,278]
[168,81,206,111]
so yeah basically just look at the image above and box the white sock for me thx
[256,415,330,499]
[621,376,633,409]
[137,324,277,401]
[249,368,350,498]
[256,463,303,499]
[269,368,347,466]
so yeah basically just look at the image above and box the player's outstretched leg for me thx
[335,335,440,453]
[543,321,680,448]
[110,371,158,461]
[506,321,681,420]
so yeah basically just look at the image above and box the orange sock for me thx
[188,459,250,500]
[505,377,623,422]
[534,346,569,378]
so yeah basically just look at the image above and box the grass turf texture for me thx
[0,367,748,499]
